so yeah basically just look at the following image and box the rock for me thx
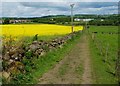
[2,71,10,79]
[29,45,36,51]
[18,54,22,57]
[11,53,18,60]
[7,59,14,65]
[16,62,24,70]
[59,45,63,48]
[29,44,39,51]
[40,51,45,56]
[32,41,38,44]
[15,57,19,61]
[9,66,20,75]
[3,52,10,60]
[34,48,45,57]
[9,48,16,56]
[18,48,25,54]
[67,36,72,40]
[0,72,2,77]
[48,45,54,50]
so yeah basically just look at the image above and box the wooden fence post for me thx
[105,43,109,62]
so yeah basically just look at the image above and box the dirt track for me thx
[38,34,92,84]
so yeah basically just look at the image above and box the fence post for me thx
[105,43,109,62]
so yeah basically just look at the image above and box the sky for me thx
[0,0,119,17]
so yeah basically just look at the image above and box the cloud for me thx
[1,2,118,17]
[20,2,70,11]
[75,6,118,14]
[1,0,120,2]
[76,2,118,8]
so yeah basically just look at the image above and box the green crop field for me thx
[88,26,119,84]
[89,26,118,33]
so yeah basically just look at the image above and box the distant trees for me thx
[89,19,119,26]
[31,15,119,26]
[3,18,10,24]
[32,17,71,24]
[2,14,119,26]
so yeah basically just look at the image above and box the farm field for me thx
[1,24,83,37]
[89,26,118,33]
[1,24,84,84]
[1,1,119,85]
[1,24,83,49]
[1,25,119,84]
[88,26,119,84]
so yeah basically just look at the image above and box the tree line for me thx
[1,14,119,26]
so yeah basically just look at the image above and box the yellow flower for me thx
[1,24,83,37]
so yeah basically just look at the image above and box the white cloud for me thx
[1,2,118,17]
[1,0,119,2]
[78,6,118,14]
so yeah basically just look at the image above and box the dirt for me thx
[38,34,92,84]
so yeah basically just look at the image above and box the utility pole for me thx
[48,10,51,16]
[48,10,53,22]
[85,19,88,29]
[70,4,74,33]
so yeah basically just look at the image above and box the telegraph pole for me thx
[85,19,87,29]
[70,4,74,33]
[48,10,51,16]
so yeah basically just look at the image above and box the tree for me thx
[3,18,10,24]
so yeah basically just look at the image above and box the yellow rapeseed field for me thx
[1,24,83,36]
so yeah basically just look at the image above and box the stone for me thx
[29,44,39,51]
[7,59,14,65]
[40,51,45,56]
[2,71,10,79]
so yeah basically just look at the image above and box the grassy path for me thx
[38,34,92,84]
[81,35,92,84]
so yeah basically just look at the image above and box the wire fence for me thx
[89,32,120,84]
